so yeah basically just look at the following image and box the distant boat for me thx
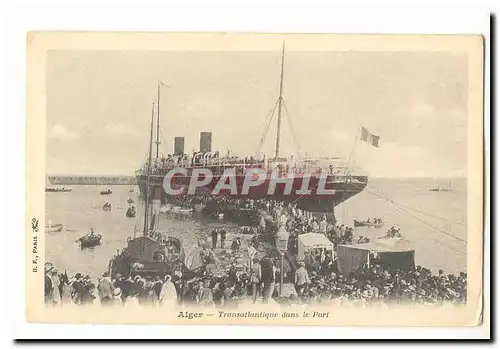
[430,187,451,192]
[127,197,134,204]
[103,203,112,211]
[45,223,64,233]
[45,187,72,193]
[429,181,452,192]
[100,189,112,195]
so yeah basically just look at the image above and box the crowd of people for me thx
[202,197,408,250]
[45,255,467,309]
[195,197,466,306]
[203,197,358,248]
[287,262,467,306]
[44,266,179,308]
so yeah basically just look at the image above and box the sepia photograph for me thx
[25,32,484,327]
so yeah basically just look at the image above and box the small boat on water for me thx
[77,230,102,249]
[45,186,72,193]
[382,225,402,239]
[354,219,385,228]
[429,187,451,192]
[103,203,112,211]
[100,189,112,195]
[45,221,63,233]
[127,197,134,204]
[376,234,403,242]
[429,182,452,192]
[126,206,136,218]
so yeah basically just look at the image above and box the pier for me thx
[47,175,135,186]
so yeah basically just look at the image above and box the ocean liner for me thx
[136,43,368,220]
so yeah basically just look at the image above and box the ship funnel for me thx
[200,132,212,152]
[174,137,185,155]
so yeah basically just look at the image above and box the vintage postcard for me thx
[26,32,484,326]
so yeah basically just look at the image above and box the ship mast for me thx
[274,41,285,160]
[155,82,161,159]
[143,102,155,236]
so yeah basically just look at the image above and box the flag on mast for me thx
[360,127,380,147]
[159,80,170,87]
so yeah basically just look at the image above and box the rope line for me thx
[362,189,467,255]
[282,99,302,158]
[337,179,467,255]
[258,98,280,155]
[367,182,467,227]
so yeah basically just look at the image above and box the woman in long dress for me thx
[159,275,178,309]
[49,270,61,306]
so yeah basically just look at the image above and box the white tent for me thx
[297,233,334,261]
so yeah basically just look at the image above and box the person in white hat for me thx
[113,288,123,305]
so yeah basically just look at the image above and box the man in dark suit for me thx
[211,229,218,249]
[219,229,226,249]
[44,274,53,304]
[71,273,85,304]
[260,257,275,304]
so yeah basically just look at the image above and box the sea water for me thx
[337,177,467,274]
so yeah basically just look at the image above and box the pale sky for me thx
[46,49,468,178]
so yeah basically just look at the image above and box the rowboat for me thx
[354,220,385,228]
[126,207,136,218]
[77,233,102,248]
[45,223,63,233]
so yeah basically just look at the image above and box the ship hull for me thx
[136,172,367,218]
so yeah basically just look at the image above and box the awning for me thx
[337,238,415,275]
[297,233,334,262]
[298,233,333,249]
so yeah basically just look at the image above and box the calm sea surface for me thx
[45,177,467,278]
